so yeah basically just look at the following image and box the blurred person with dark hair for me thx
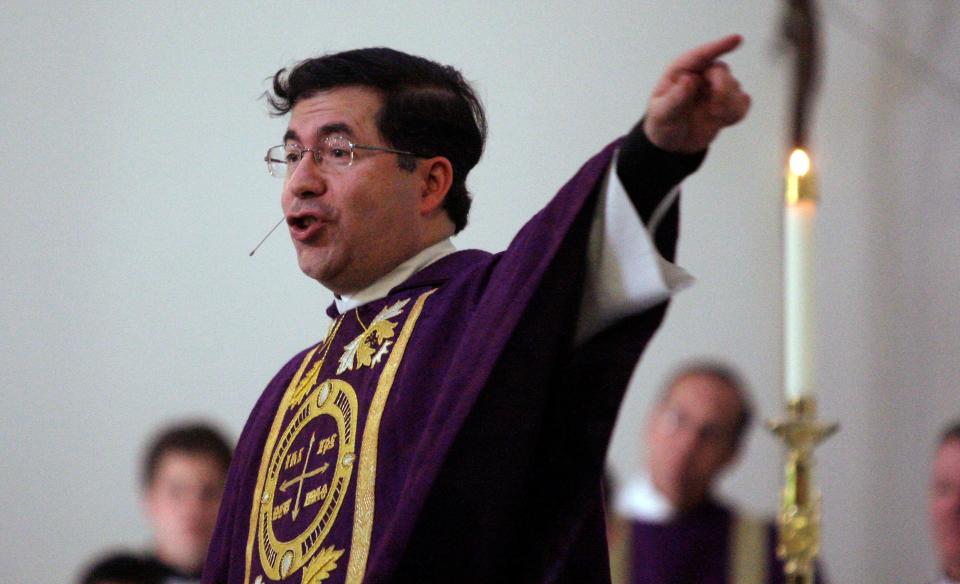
[929,421,960,584]
[611,362,825,583]
[140,421,232,582]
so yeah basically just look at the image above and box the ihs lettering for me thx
[284,447,304,470]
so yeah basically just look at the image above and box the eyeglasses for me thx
[660,407,736,445]
[264,136,419,178]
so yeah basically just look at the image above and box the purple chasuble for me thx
[203,138,687,584]
[625,501,826,584]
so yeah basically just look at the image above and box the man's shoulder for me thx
[277,343,322,376]
[248,343,323,412]
[393,248,494,292]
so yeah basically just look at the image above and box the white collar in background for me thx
[614,474,676,523]
[334,238,457,314]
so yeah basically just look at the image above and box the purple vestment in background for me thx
[622,501,827,584]
[627,501,783,584]
[203,137,694,583]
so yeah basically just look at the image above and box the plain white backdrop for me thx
[2,1,958,582]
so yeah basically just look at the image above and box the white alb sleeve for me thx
[574,152,694,345]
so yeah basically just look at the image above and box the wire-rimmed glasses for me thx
[264,136,419,178]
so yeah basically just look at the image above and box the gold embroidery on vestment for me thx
[242,316,348,584]
[290,319,343,409]
[249,379,358,581]
[303,545,345,583]
[337,299,410,374]
[242,289,434,583]
[345,289,436,582]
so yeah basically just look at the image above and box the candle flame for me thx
[785,148,816,205]
[789,149,811,176]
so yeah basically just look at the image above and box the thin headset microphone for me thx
[248,217,285,256]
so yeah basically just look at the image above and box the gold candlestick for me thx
[767,397,837,584]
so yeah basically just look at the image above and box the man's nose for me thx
[285,153,328,199]
[672,427,701,460]
[185,490,216,517]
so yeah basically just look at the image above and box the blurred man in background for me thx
[78,421,232,584]
[610,361,824,583]
[140,421,232,582]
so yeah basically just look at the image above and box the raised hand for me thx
[643,34,751,153]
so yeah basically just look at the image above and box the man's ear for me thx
[417,156,454,216]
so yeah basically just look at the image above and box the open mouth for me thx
[287,213,327,241]
[289,215,317,230]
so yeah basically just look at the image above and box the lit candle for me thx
[784,148,816,400]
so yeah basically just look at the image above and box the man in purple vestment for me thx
[610,362,825,584]
[203,36,750,584]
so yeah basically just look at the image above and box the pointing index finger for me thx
[670,34,743,74]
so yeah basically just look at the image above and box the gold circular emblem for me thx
[255,379,358,579]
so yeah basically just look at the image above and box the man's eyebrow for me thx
[317,122,353,137]
[283,123,355,144]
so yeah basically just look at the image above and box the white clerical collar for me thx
[334,238,457,314]
[614,474,676,523]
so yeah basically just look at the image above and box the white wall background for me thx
[2,1,957,582]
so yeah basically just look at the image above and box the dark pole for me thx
[783,0,821,150]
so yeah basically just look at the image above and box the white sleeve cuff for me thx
[574,151,694,345]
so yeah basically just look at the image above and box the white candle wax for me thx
[784,149,816,400]
[785,199,815,400]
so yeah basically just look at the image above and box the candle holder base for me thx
[766,396,837,582]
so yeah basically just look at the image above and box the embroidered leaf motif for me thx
[368,319,398,344]
[372,299,408,325]
[354,338,377,368]
[290,360,321,408]
[303,546,345,583]
[337,299,409,374]
[338,335,363,374]
[370,340,393,367]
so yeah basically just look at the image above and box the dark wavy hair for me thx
[142,421,233,487]
[267,48,487,233]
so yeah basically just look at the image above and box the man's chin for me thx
[297,257,334,286]
[671,486,709,511]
